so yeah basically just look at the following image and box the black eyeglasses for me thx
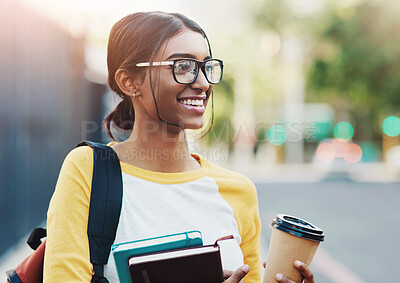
[136,58,224,85]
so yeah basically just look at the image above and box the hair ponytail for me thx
[104,97,135,141]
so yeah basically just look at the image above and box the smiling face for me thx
[136,28,213,130]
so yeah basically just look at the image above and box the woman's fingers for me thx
[294,260,314,283]
[223,265,250,283]
[223,270,234,279]
[275,261,314,283]
[275,273,295,283]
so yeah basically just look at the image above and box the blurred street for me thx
[2,0,400,282]
[256,180,399,283]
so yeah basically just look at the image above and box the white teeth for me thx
[179,99,204,106]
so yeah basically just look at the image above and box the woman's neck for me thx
[112,121,201,173]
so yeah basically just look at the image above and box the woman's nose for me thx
[190,69,210,92]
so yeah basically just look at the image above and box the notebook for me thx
[111,231,203,283]
[128,235,233,283]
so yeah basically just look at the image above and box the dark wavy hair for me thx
[104,11,215,141]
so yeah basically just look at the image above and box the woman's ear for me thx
[115,69,141,98]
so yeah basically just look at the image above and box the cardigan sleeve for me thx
[236,180,262,283]
[43,146,94,282]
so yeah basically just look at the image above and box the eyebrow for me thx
[166,53,212,61]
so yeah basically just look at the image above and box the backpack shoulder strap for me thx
[76,141,123,282]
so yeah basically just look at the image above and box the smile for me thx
[177,98,206,113]
[178,98,204,107]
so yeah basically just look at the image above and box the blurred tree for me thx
[306,1,400,140]
[253,0,290,33]
[202,74,235,151]
[253,0,319,36]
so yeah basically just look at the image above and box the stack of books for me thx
[111,231,230,283]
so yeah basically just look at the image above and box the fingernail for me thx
[275,273,283,280]
[294,260,303,267]
[242,265,250,273]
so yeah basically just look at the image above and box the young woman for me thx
[43,12,315,283]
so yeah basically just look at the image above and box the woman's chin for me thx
[183,120,204,130]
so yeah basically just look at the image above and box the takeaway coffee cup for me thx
[263,214,325,283]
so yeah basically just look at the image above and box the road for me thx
[255,180,400,283]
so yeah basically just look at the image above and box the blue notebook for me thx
[111,231,203,283]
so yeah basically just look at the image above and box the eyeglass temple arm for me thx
[136,61,174,67]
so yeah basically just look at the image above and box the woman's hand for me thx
[222,264,250,283]
[262,260,315,283]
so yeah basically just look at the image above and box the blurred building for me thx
[0,0,106,256]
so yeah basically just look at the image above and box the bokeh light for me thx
[359,142,379,162]
[344,143,363,163]
[382,116,400,137]
[331,138,347,158]
[315,122,332,141]
[266,125,287,146]
[316,142,336,162]
[333,121,354,141]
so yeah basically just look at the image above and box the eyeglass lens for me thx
[173,59,222,84]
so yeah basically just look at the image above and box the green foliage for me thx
[253,0,291,32]
[253,0,400,142]
[206,74,235,149]
[306,1,400,138]
[253,0,319,35]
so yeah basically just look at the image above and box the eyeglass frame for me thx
[136,58,224,85]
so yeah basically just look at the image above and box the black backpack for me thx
[6,141,123,283]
